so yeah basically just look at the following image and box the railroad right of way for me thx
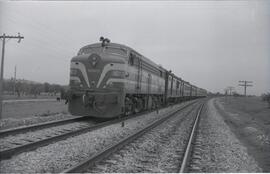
[0,99,199,173]
[64,100,205,173]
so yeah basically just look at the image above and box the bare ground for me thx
[215,96,270,172]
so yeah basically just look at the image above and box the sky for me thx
[0,0,269,95]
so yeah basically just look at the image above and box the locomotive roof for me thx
[83,42,166,71]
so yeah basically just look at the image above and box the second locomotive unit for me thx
[68,37,207,118]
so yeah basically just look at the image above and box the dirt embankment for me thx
[215,97,270,172]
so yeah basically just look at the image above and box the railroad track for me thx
[0,117,98,160]
[0,116,88,138]
[0,100,197,160]
[179,102,204,172]
[61,100,204,173]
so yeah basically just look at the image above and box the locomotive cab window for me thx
[133,56,139,66]
[129,53,134,65]
[129,53,140,66]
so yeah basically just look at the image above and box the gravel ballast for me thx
[0,100,195,173]
[191,98,262,172]
[87,103,199,173]
[0,121,96,151]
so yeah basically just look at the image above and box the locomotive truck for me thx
[67,37,207,118]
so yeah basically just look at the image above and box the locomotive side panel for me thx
[124,51,165,95]
[183,83,191,97]
[124,66,165,95]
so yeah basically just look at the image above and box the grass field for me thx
[3,94,60,100]
[216,96,270,172]
[2,100,68,119]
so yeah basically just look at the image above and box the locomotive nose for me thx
[70,52,126,90]
[70,53,103,89]
[88,54,100,68]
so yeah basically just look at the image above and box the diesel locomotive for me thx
[67,37,207,118]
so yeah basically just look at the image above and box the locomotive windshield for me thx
[105,47,127,56]
[78,46,127,56]
[77,46,102,55]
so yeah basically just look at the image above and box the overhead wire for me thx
[2,10,72,84]
[3,8,77,61]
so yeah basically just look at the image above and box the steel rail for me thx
[0,100,197,160]
[0,115,126,160]
[0,116,87,138]
[61,101,199,173]
[0,99,197,138]
[179,103,204,173]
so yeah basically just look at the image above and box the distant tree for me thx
[3,78,66,97]
[233,92,241,97]
[30,84,40,97]
[15,82,22,97]
[3,79,14,92]
[262,93,270,108]
[43,82,50,93]
[49,84,62,95]
[36,84,44,95]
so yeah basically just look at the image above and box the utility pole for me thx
[227,86,234,96]
[239,80,253,96]
[14,65,17,95]
[224,88,228,96]
[0,33,24,119]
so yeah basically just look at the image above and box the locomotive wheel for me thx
[134,98,143,113]
[147,96,153,110]
[125,97,133,116]
[152,96,159,110]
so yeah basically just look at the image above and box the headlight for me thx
[111,70,125,78]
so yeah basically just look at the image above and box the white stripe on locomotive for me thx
[70,76,81,82]
[97,63,126,88]
[71,62,90,87]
